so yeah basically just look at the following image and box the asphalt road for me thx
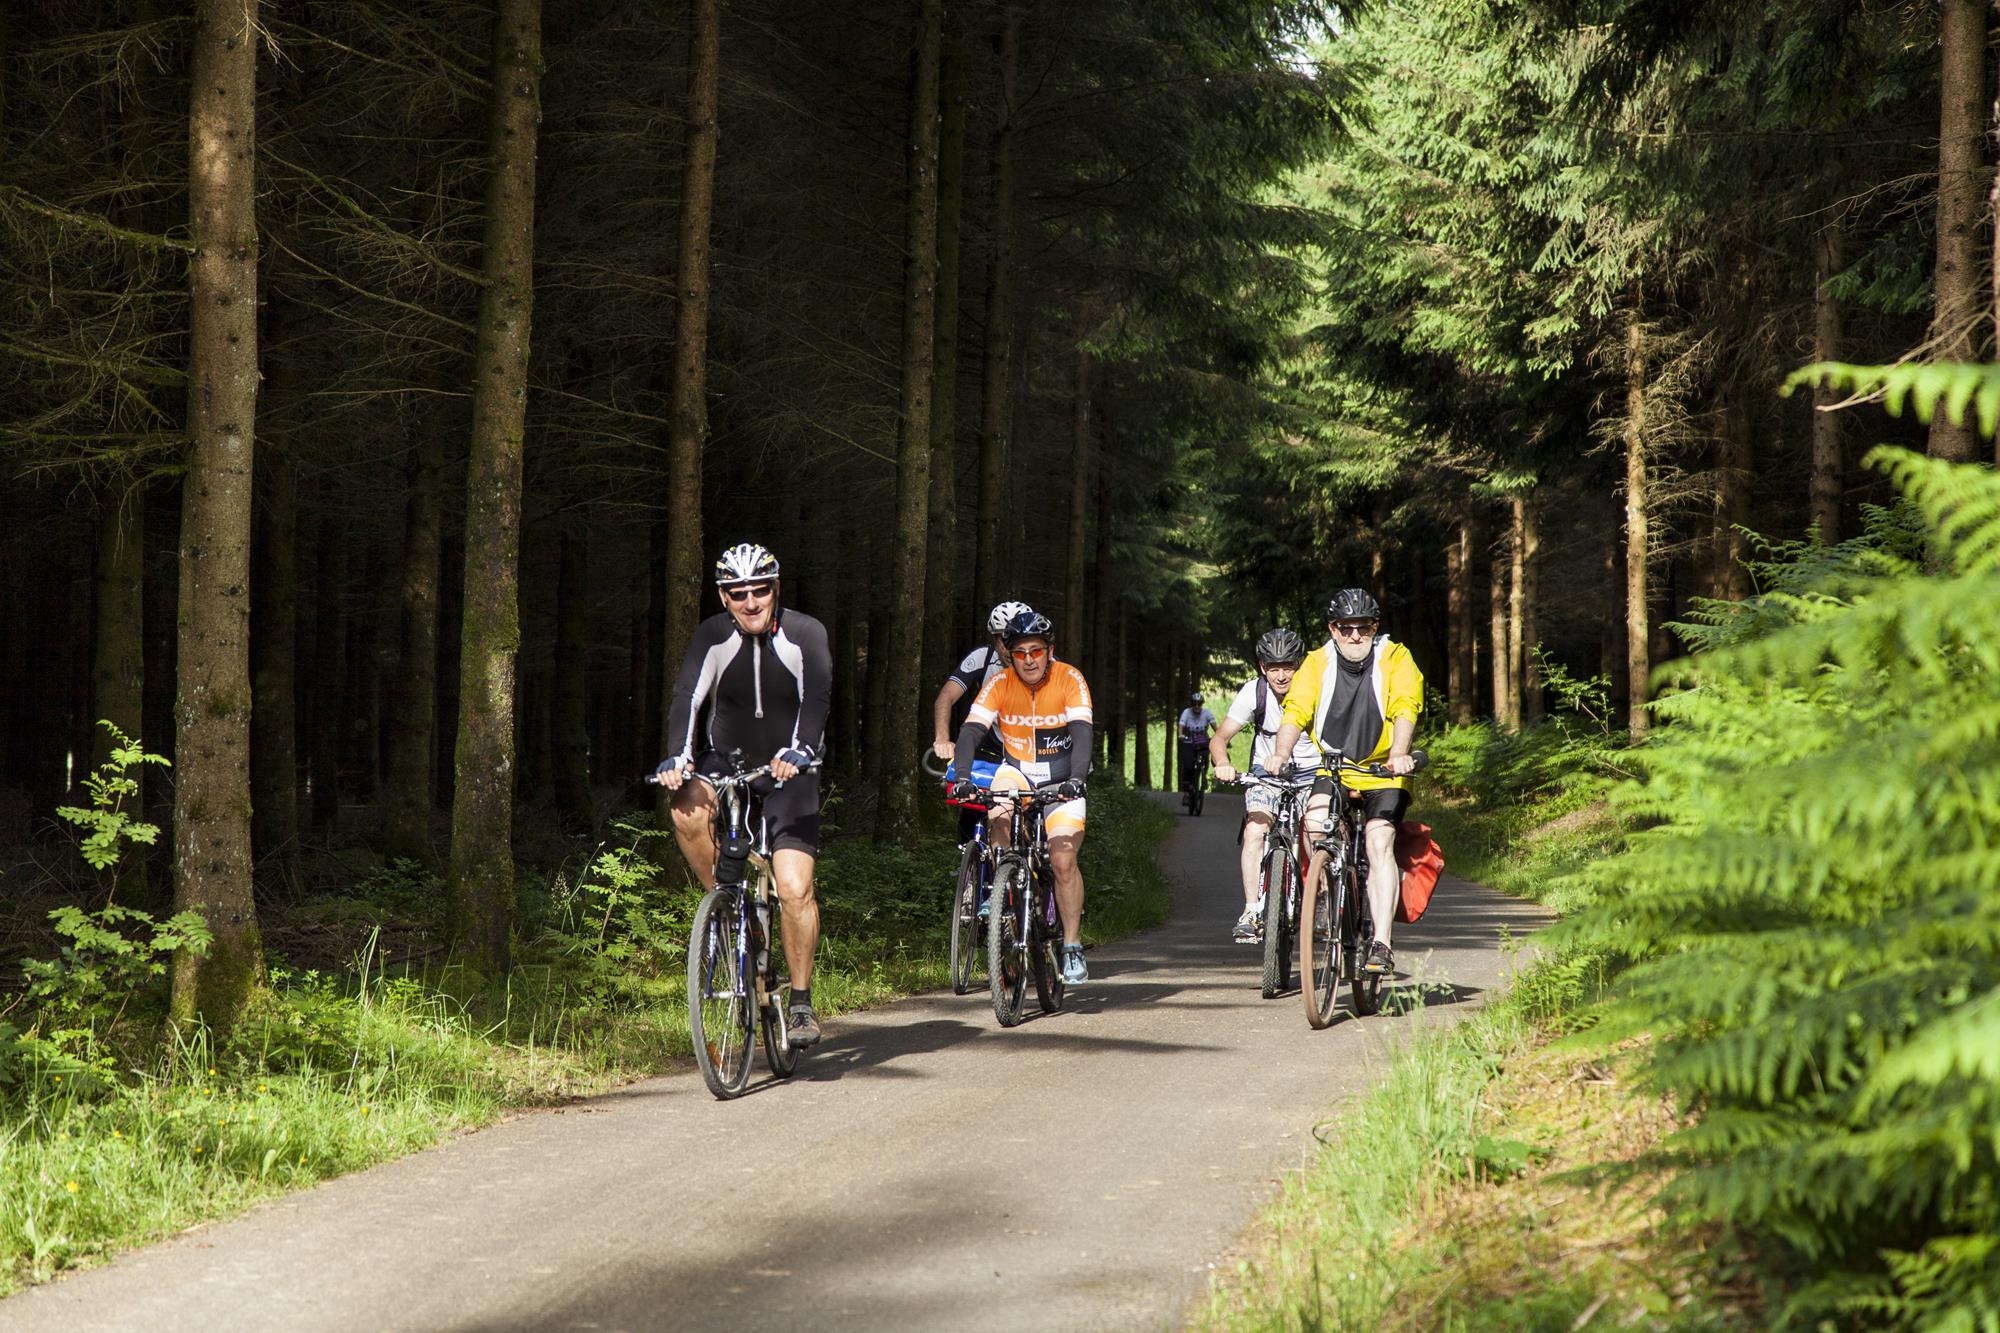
[0,792,1548,1333]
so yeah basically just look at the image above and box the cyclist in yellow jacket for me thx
[1267,588,1423,977]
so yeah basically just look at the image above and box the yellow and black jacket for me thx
[1280,636,1424,792]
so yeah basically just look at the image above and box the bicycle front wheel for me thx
[1259,845,1292,998]
[1030,865,1065,1016]
[1299,851,1340,1029]
[688,887,755,1098]
[988,861,1028,1027]
[952,840,984,984]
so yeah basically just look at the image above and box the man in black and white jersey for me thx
[1211,628,1318,941]
[657,543,833,1046]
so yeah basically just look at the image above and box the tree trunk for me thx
[971,2,1022,614]
[1063,344,1091,649]
[1928,0,1986,462]
[877,0,944,842]
[1446,514,1474,725]
[1133,628,1150,789]
[348,545,385,804]
[1624,313,1651,741]
[92,481,147,773]
[553,528,593,830]
[173,0,264,1028]
[1811,226,1845,542]
[1517,495,1542,722]
[382,412,446,866]
[309,521,342,831]
[249,447,298,880]
[93,478,149,899]
[1488,519,1516,730]
[659,0,719,744]
[1711,396,1753,600]
[1090,460,1112,763]
[1112,597,1128,777]
[448,0,541,976]
[1602,515,1629,722]
[921,7,966,695]
[640,515,666,774]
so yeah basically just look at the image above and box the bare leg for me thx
[1365,818,1399,949]
[1048,832,1085,945]
[771,848,819,991]
[1240,812,1272,906]
[670,780,719,888]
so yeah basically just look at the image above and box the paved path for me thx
[0,794,1547,1332]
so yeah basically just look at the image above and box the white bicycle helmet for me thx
[987,600,1033,635]
[713,542,780,585]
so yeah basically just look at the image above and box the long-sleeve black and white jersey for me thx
[663,609,833,768]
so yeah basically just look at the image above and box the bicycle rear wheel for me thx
[688,887,755,1098]
[1347,862,1384,1017]
[1259,845,1292,998]
[950,842,983,995]
[988,861,1028,1027]
[1299,852,1340,1029]
[1191,783,1205,816]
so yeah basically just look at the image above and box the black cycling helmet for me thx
[1325,588,1381,622]
[1254,627,1306,665]
[1001,609,1054,647]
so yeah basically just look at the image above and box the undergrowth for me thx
[0,771,1173,1294]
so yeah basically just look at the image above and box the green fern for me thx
[1553,447,2000,1329]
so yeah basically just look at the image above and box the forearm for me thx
[1208,723,1239,771]
[1068,721,1094,781]
[1270,721,1303,766]
[931,682,963,743]
[953,722,988,776]
[1389,716,1416,758]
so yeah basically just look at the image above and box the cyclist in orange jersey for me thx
[950,609,1094,984]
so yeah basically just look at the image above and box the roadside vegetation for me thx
[0,776,1171,1295]
[1204,447,2000,1330]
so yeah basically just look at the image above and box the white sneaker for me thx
[1232,909,1261,942]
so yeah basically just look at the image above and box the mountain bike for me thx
[1227,769,1317,998]
[928,753,998,996]
[658,751,821,1099]
[985,776,1080,1027]
[1179,740,1208,816]
[1297,749,1428,1029]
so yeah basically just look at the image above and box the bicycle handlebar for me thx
[645,756,823,789]
[1241,748,1429,783]
[920,751,950,779]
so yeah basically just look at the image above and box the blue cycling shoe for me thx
[1061,944,1088,985]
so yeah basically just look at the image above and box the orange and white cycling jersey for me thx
[965,660,1094,784]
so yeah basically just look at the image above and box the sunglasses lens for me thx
[1011,647,1046,661]
[725,583,772,602]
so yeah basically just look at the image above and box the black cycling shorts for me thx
[1310,777,1409,828]
[694,752,822,856]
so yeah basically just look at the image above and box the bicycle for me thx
[1179,740,1209,816]
[927,753,999,996]
[656,750,821,1100]
[1225,769,1318,998]
[983,774,1080,1027]
[1294,749,1428,1029]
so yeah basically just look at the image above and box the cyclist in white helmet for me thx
[930,600,1034,763]
[657,543,833,1046]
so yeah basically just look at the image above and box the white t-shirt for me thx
[1177,707,1216,742]
[1226,677,1321,772]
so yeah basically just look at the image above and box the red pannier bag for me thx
[1393,821,1444,924]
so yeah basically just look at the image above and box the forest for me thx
[4,0,2000,1322]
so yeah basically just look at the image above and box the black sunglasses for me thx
[722,582,774,603]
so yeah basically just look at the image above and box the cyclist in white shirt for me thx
[1176,692,1216,794]
[1210,628,1317,941]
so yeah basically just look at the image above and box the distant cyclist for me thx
[1210,628,1320,941]
[950,610,1095,984]
[657,543,833,1047]
[1267,588,1423,977]
[1177,691,1216,794]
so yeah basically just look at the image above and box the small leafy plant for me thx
[55,720,170,871]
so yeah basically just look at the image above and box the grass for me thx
[0,774,1176,1295]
